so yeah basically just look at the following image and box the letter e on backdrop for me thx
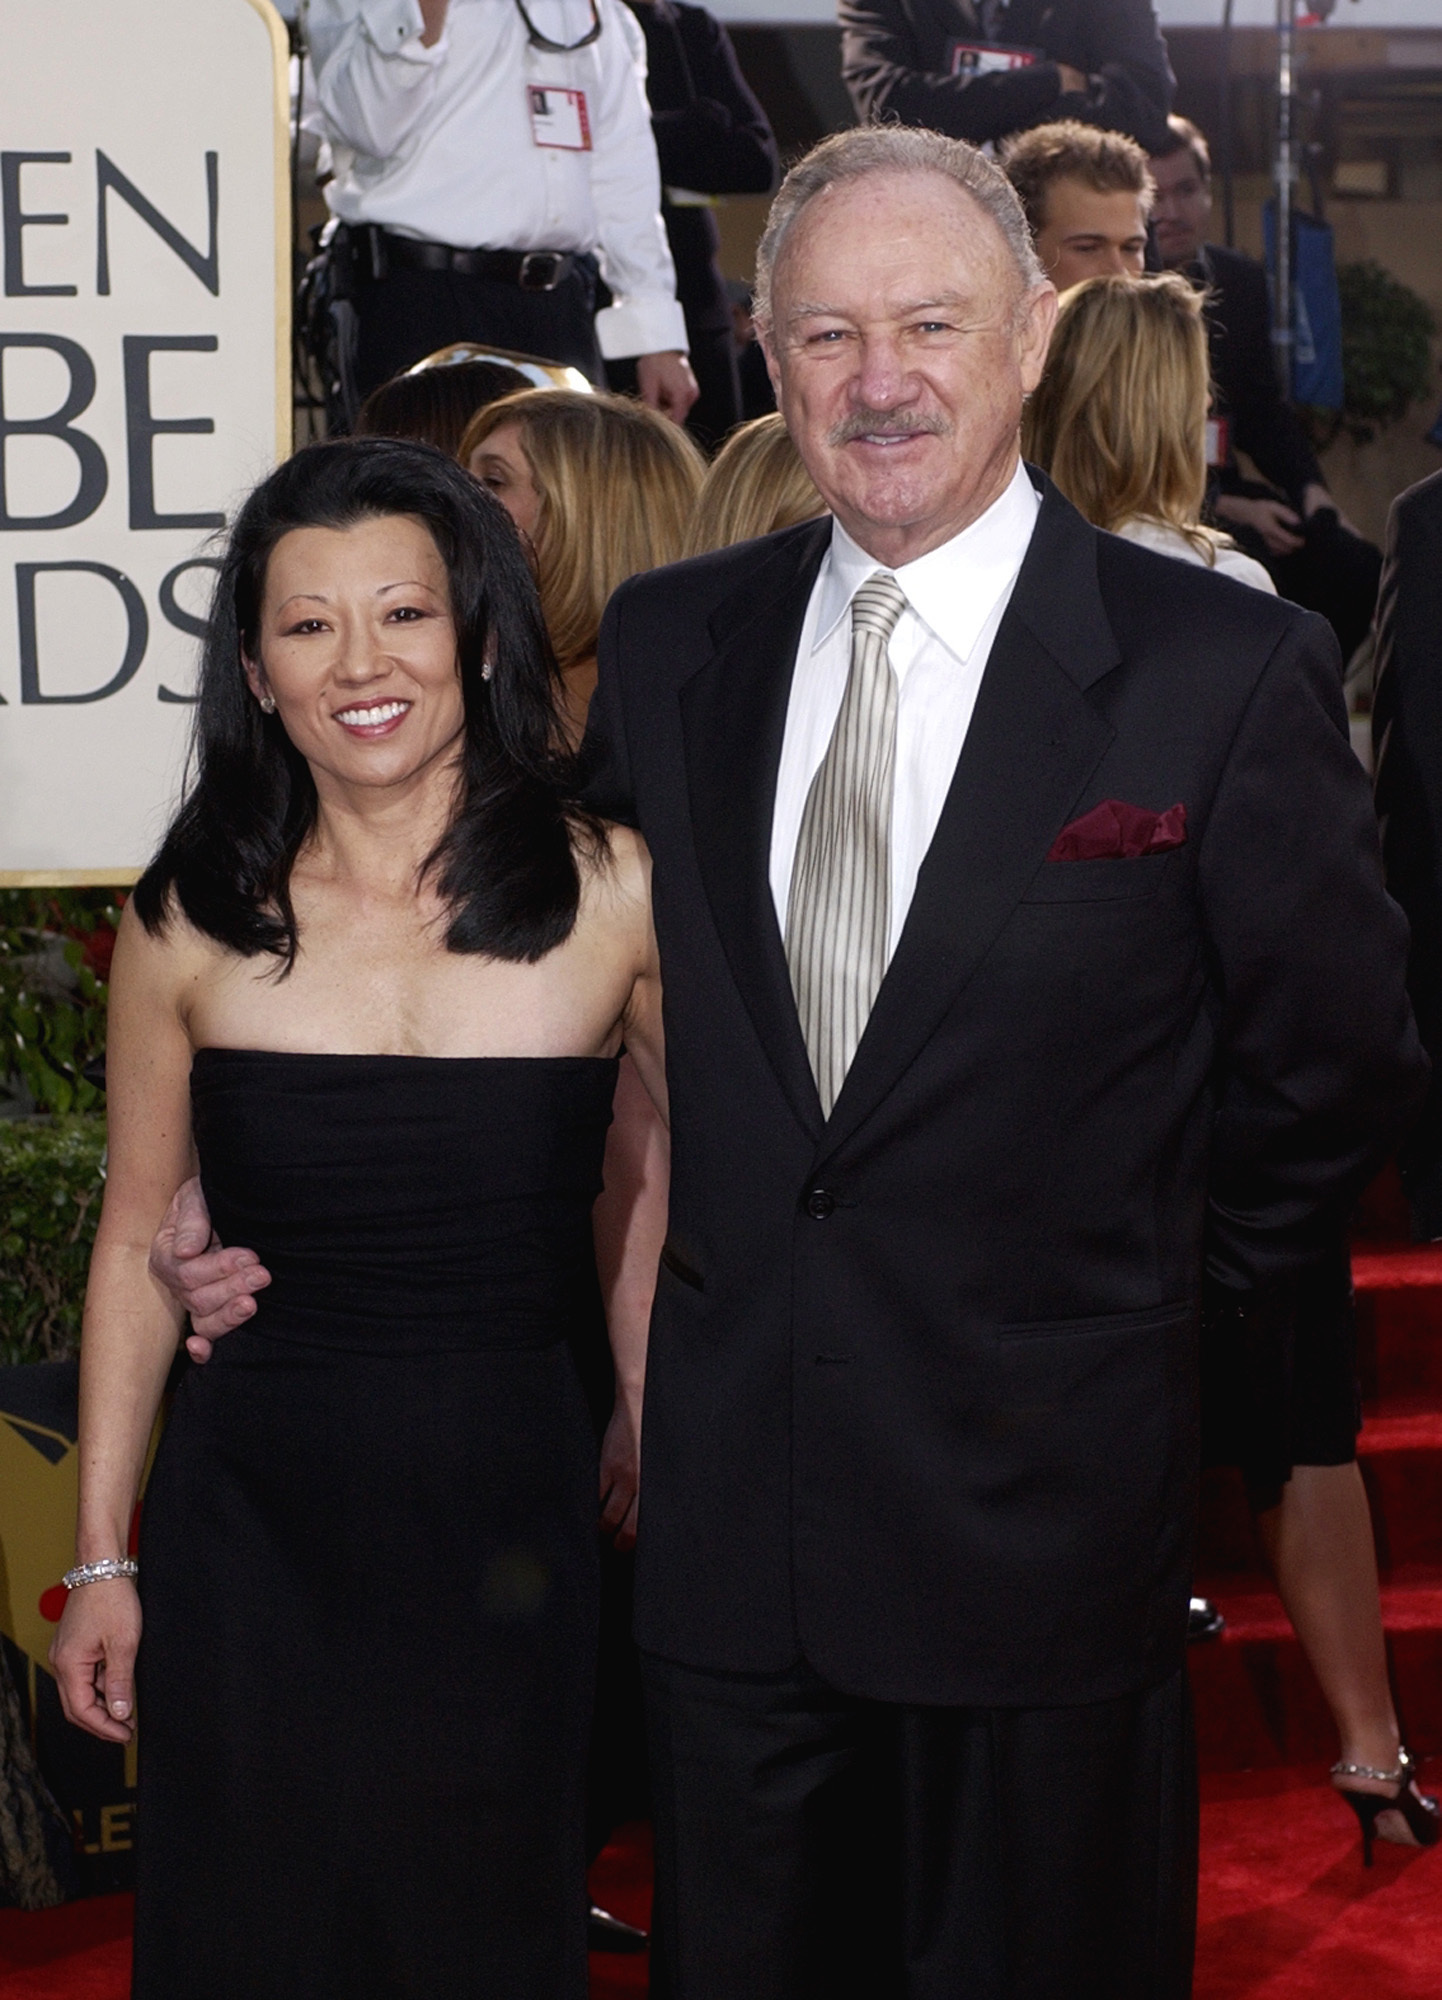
[0,0,289,884]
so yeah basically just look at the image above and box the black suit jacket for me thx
[839,0,1174,150]
[1196,243,1324,509]
[588,479,1423,1706]
[1373,469,1442,1236]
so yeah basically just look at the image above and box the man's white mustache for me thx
[828,410,950,445]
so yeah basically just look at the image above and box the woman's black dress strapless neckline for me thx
[134,1049,618,2000]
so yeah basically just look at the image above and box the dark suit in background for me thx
[1194,242,1382,663]
[840,0,1174,150]
[1373,468,1442,1237]
[587,479,1423,1996]
[620,0,777,445]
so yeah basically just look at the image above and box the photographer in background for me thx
[841,0,1174,153]
[1150,115,1381,663]
[301,0,697,422]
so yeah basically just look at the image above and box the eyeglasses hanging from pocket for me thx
[513,0,602,55]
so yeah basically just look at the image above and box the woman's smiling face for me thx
[247,512,465,796]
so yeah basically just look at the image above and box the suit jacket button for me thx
[805,1187,836,1220]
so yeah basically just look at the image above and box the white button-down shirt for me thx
[303,0,687,359]
[769,460,1040,959]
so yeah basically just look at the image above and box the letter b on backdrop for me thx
[0,0,289,882]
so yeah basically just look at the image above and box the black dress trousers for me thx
[642,1654,1197,2000]
[352,260,604,401]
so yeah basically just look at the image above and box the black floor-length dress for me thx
[133,1050,617,1999]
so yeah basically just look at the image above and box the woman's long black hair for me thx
[134,437,601,966]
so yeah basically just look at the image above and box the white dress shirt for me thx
[303,0,687,359]
[769,460,1040,960]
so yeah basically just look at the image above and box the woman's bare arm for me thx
[589,832,668,1548]
[50,901,198,1741]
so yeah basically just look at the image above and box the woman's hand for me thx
[50,1581,142,1744]
[599,1390,641,1551]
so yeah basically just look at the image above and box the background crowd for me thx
[283,0,1406,680]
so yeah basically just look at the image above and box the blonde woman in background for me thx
[685,413,826,555]
[1023,271,1274,593]
[1027,268,1438,1856]
[461,391,706,743]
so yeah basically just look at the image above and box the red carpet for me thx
[0,1840,659,2000]
[1196,1766,1442,1997]
[5,1218,1440,1995]
[4,1798,1440,1996]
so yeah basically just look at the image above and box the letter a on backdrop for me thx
[0,0,290,884]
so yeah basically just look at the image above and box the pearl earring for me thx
[481,661,494,682]
[259,694,276,714]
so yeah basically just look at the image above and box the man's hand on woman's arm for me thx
[149,1177,271,1359]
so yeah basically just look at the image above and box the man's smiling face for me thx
[761,169,1056,568]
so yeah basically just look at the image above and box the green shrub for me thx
[1337,261,1437,438]
[0,1116,107,1364]
[0,891,117,1116]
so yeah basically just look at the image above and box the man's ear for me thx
[1018,282,1059,396]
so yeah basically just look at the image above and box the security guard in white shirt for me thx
[302,0,698,420]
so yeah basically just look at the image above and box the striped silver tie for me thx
[785,571,909,1116]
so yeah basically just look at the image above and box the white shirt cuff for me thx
[360,0,445,61]
[595,296,690,361]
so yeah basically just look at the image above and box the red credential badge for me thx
[528,85,592,151]
[947,40,1040,77]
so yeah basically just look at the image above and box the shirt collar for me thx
[812,458,1040,661]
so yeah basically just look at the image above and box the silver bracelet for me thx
[62,1558,138,1589]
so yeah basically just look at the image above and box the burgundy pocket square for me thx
[1047,800,1187,863]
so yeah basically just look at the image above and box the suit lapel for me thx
[679,520,832,1141]
[821,484,1121,1158]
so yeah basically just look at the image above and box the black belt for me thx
[367,228,575,291]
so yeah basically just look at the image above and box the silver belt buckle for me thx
[518,251,563,291]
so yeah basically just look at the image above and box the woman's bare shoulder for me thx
[575,821,653,935]
[110,893,232,1017]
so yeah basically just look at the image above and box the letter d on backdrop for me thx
[0,0,290,885]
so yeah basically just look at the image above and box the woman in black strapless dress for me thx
[50,441,668,1998]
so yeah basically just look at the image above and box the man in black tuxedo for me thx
[584,125,1422,1995]
[153,124,1423,1998]
[840,0,1174,152]
[1373,468,1442,1238]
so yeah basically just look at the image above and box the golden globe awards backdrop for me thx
[0,0,290,886]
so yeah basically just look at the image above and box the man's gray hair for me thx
[752,125,1046,336]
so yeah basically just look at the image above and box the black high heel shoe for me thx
[1331,1747,1442,1865]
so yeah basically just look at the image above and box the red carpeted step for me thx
[1190,1573,1442,1769]
[1361,1289,1442,1401]
[1351,1243,1442,1291]
[1198,1408,1442,1574]
[1359,1404,1442,1569]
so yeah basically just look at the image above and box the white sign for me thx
[0,0,290,885]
